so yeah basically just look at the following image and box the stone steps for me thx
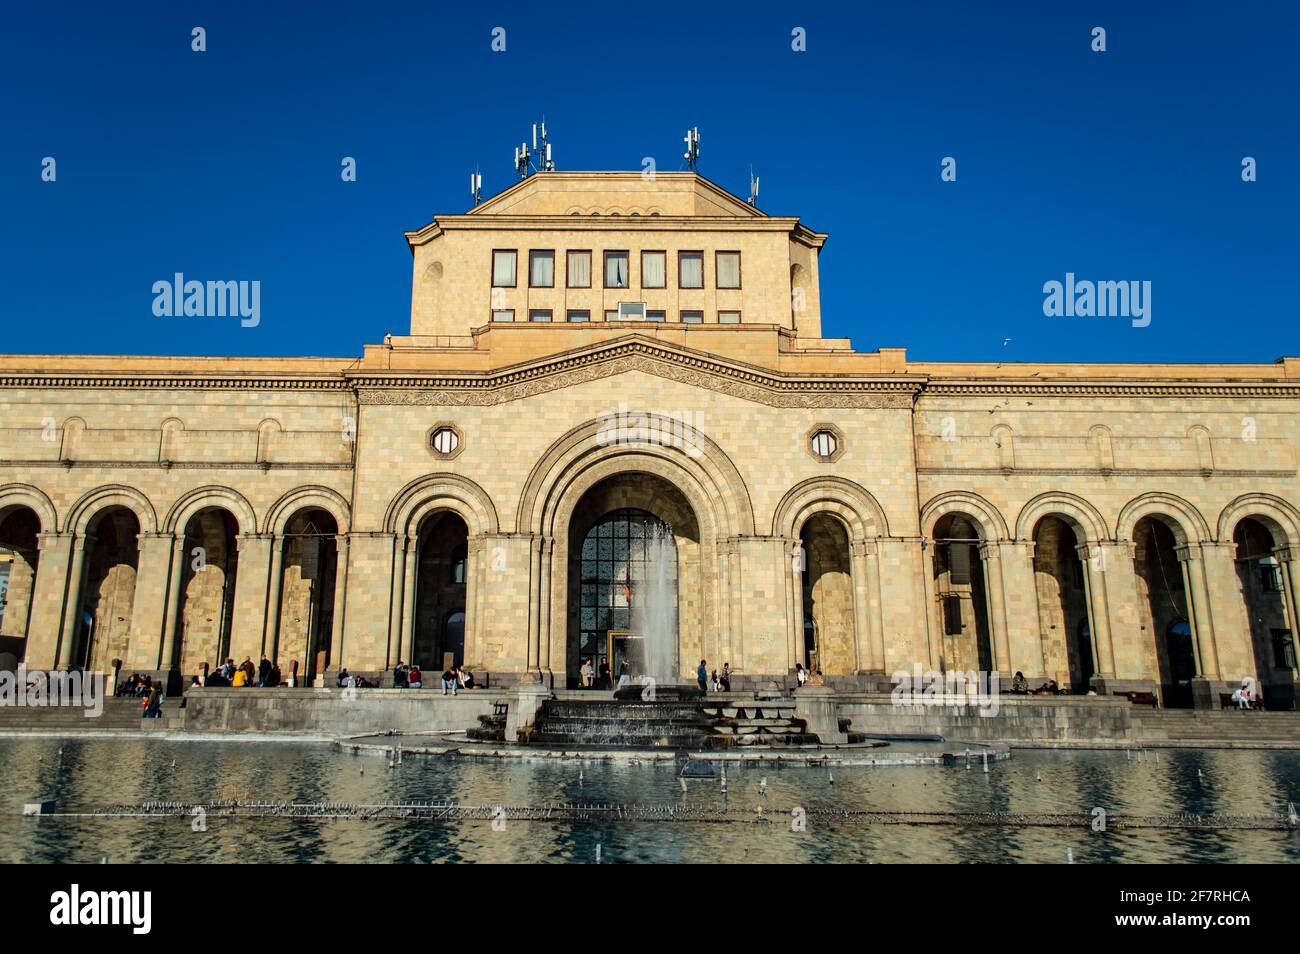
[0,697,160,730]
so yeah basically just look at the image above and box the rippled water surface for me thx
[1,738,1297,863]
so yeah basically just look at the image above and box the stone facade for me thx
[0,172,1297,708]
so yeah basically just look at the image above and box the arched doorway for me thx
[0,505,42,661]
[1133,515,1196,707]
[275,509,339,684]
[75,507,141,672]
[1233,517,1296,710]
[798,512,854,675]
[175,507,240,678]
[412,511,469,671]
[1031,516,1093,691]
[566,474,699,689]
[931,513,993,673]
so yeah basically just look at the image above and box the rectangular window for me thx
[566,309,590,323]
[604,251,629,288]
[948,543,972,585]
[680,310,703,324]
[1272,629,1296,669]
[604,309,618,322]
[943,596,963,636]
[567,250,591,288]
[491,309,515,322]
[646,310,665,322]
[1259,560,1284,592]
[678,251,703,288]
[491,250,517,287]
[529,250,554,287]
[716,251,741,288]
[641,251,666,288]
[718,310,741,324]
[528,309,552,322]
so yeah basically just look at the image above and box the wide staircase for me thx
[1130,708,1300,746]
[0,696,164,732]
[517,694,819,749]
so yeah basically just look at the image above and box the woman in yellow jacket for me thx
[232,667,248,687]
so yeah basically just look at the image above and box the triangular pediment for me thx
[356,335,913,409]
[467,172,764,218]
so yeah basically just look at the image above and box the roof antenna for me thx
[470,169,483,206]
[515,120,555,180]
[683,126,700,171]
[748,166,760,206]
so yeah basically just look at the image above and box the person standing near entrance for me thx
[697,659,708,693]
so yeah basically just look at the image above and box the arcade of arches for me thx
[1,479,1299,709]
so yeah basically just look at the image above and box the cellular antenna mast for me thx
[683,126,700,171]
[748,166,760,206]
[470,170,483,206]
[515,120,555,180]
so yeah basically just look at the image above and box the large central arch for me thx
[520,415,752,686]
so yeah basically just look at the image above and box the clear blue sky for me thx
[2,1,1296,363]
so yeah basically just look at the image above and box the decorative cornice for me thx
[353,340,920,409]
[922,381,1300,399]
[0,374,348,392]
[917,466,1295,477]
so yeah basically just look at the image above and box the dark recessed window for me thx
[604,251,629,288]
[718,311,741,324]
[566,309,590,323]
[646,310,665,322]
[491,309,514,322]
[567,251,591,288]
[529,309,553,322]
[680,310,703,324]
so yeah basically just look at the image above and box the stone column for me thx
[850,539,884,673]
[918,540,940,671]
[788,539,805,669]
[1199,540,1254,683]
[263,535,286,658]
[725,538,743,667]
[328,533,349,669]
[1176,544,1221,679]
[54,533,93,669]
[978,541,1012,676]
[229,533,273,665]
[399,533,419,663]
[460,535,480,668]
[158,536,187,672]
[1275,547,1300,688]
[129,532,176,671]
[524,534,542,678]
[997,540,1040,678]
[25,532,75,669]
[535,535,553,682]
[1077,542,1117,679]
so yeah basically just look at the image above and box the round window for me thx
[810,430,838,459]
[431,427,460,455]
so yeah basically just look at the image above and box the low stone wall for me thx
[836,693,1135,744]
[180,687,502,736]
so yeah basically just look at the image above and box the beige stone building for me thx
[1,171,1297,709]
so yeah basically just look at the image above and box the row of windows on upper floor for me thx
[491,249,742,290]
[490,308,744,324]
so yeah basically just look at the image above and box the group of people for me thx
[698,660,732,692]
[204,656,282,688]
[1009,672,1067,695]
[116,672,163,717]
[389,661,476,695]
